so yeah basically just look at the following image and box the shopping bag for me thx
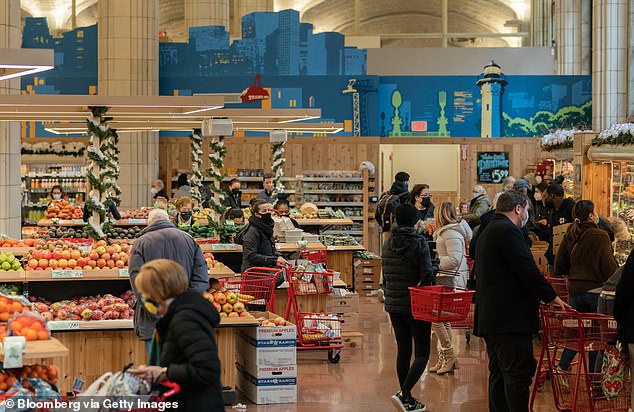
[601,341,628,397]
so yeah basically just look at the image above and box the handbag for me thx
[601,341,628,397]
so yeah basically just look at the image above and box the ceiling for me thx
[20,0,530,47]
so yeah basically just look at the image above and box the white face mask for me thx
[53,194,62,201]
[150,187,159,195]
[534,192,542,201]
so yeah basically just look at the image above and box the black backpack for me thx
[375,191,410,232]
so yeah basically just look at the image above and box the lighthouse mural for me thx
[477,61,507,137]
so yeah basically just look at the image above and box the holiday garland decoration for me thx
[85,106,121,239]
[593,123,634,146]
[271,141,286,194]
[206,136,227,226]
[21,141,86,157]
[541,129,579,152]
[189,129,204,210]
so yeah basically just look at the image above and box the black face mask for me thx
[231,188,240,195]
[180,211,192,221]
[545,199,555,208]
[421,197,430,207]
[260,213,274,224]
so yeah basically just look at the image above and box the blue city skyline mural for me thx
[19,10,591,138]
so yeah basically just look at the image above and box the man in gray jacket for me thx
[129,209,209,350]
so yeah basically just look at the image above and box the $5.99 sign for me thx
[477,152,509,184]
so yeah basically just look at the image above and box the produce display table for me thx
[200,243,242,254]
[208,266,235,278]
[216,316,259,395]
[0,338,69,363]
[326,245,366,287]
[276,242,326,252]
[37,219,85,227]
[25,269,129,282]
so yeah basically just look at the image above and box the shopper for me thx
[430,202,472,375]
[614,251,634,408]
[463,185,491,228]
[227,208,245,226]
[237,199,288,274]
[173,173,192,200]
[410,184,434,221]
[382,204,434,412]
[538,183,575,265]
[474,190,568,412]
[129,259,224,412]
[255,174,276,203]
[151,179,169,200]
[223,178,242,210]
[129,209,209,349]
[49,185,64,204]
[492,176,515,209]
[376,171,411,237]
[553,200,617,373]
[174,197,195,227]
[275,198,300,228]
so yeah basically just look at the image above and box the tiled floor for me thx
[233,296,567,411]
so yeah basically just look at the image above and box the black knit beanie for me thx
[395,204,419,227]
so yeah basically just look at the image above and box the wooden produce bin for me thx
[353,257,382,295]
[326,245,365,287]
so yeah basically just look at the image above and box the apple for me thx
[58,259,68,269]
[28,259,39,269]
[91,310,104,320]
[68,259,77,268]
[107,259,115,269]
[212,302,222,312]
[41,311,54,321]
[225,292,237,304]
[106,246,115,255]
[97,259,107,268]
[70,250,81,260]
[56,309,68,320]
[77,257,87,267]
[96,240,107,247]
[42,251,52,260]
[38,259,48,268]
[213,292,226,305]
[111,253,121,261]
[89,251,99,261]
[52,249,62,260]
[81,308,92,320]
[112,244,122,253]
[219,312,227,318]
[83,265,92,270]
[239,311,250,318]
[101,252,111,261]
[32,250,43,260]
[88,259,97,268]
[232,301,245,314]
[221,303,233,314]
[274,317,286,326]
[96,246,106,256]
[48,259,58,268]
[228,312,239,318]
[115,260,125,268]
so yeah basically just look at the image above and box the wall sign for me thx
[477,152,509,183]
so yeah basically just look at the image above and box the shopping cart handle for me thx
[161,380,181,399]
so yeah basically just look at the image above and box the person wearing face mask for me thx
[49,185,65,204]
[236,199,288,274]
[538,183,575,265]
[223,178,242,210]
[128,209,209,349]
[553,200,618,375]
[128,259,224,412]
[174,197,195,227]
[410,184,435,221]
[274,198,300,228]
[474,190,569,412]
[462,185,491,229]
[150,179,169,200]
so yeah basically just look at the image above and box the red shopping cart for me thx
[545,276,570,304]
[283,264,343,364]
[533,307,630,412]
[408,286,475,323]
[221,266,281,312]
[449,256,476,343]
[300,250,328,265]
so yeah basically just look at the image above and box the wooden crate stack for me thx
[353,257,381,295]
[326,292,363,350]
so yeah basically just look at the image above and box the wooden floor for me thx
[232,296,567,411]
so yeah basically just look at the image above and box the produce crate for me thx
[353,258,381,276]
[326,293,359,313]
[236,364,297,405]
[236,333,296,367]
[337,312,359,332]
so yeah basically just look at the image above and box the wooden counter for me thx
[276,242,326,252]
[326,246,365,287]
[0,338,69,362]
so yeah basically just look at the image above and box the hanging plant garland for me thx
[271,142,286,193]
[189,129,204,210]
[593,123,634,146]
[207,136,227,222]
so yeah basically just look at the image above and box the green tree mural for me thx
[503,100,592,137]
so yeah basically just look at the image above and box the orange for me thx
[0,302,9,314]
[19,317,33,327]
[31,322,43,331]
[37,330,49,340]
[0,313,10,322]
[24,329,37,341]
[10,302,23,313]
[9,321,22,333]
[5,376,15,388]
[0,382,8,392]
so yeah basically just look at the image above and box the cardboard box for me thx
[236,353,297,379]
[354,265,381,275]
[338,312,359,332]
[531,247,548,273]
[341,331,364,350]
[353,258,382,267]
[553,223,572,256]
[236,365,297,405]
[326,293,360,313]
[355,273,379,282]
[236,334,297,366]
[238,312,297,342]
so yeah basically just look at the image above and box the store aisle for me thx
[234,296,560,411]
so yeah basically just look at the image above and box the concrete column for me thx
[230,0,272,40]
[185,0,229,35]
[98,0,158,208]
[0,0,22,238]
[531,0,553,47]
[592,0,629,131]
[555,0,583,74]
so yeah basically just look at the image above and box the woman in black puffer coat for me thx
[614,249,634,408]
[382,204,435,412]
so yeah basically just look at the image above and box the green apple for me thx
[11,262,21,271]
[1,262,10,270]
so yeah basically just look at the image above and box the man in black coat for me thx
[474,190,568,412]
[223,178,242,210]
[537,183,575,265]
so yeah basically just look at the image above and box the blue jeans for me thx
[558,292,600,371]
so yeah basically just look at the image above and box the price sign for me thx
[477,152,510,183]
[51,269,84,279]
[48,321,81,331]
[73,219,86,225]
[128,219,147,225]
[118,268,129,278]
[78,245,91,253]
[211,244,236,251]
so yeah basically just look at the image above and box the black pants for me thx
[388,312,431,397]
[484,333,536,412]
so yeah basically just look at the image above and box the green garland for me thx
[85,106,120,240]
[542,141,573,152]
[206,137,228,232]
[190,130,204,210]
[592,131,634,147]
[271,141,286,193]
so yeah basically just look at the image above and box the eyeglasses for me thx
[418,194,432,198]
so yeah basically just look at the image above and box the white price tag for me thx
[211,244,236,251]
[118,268,129,278]
[73,219,85,225]
[128,219,147,225]
[48,321,81,331]
[3,336,25,368]
[78,245,90,253]
[51,269,84,279]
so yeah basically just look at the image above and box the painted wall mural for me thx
[20,11,591,138]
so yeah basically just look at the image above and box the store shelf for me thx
[22,220,39,226]
[300,177,362,182]
[0,338,69,362]
[276,242,326,252]
[295,218,354,226]
[326,245,366,251]
[302,190,363,194]
[22,174,85,179]
[4,247,34,256]
[323,230,363,235]
[217,315,259,328]
[25,268,130,282]
[311,202,363,207]
[173,176,296,183]
[0,271,26,282]
[48,319,133,331]
[209,266,235,278]
[28,189,85,193]
[37,219,86,227]
[22,155,85,164]
[199,243,243,253]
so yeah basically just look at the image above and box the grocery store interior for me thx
[0,0,633,411]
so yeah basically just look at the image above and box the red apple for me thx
[221,303,233,314]
[116,260,125,268]
[68,258,77,268]
[83,265,92,270]
[41,311,54,321]
[28,259,39,269]
[101,252,111,261]
[42,251,52,260]
[32,250,43,260]
[52,249,62,260]
[213,292,226,305]
[88,259,97,268]
[106,246,115,255]
[106,259,115,268]
[70,250,81,260]
[111,253,120,261]
[77,257,87,267]
[97,259,106,268]
[233,301,245,314]
[239,311,250,318]
[56,309,68,320]
[212,302,221,312]
[89,251,99,261]
[38,259,48,268]
[112,244,122,253]
[228,312,239,318]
